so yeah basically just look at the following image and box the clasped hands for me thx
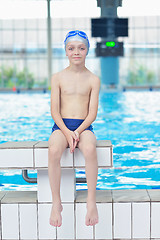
[65,129,80,153]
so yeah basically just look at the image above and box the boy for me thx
[48,30,100,227]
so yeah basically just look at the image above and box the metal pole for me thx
[97,0,122,88]
[47,0,52,88]
[22,170,37,183]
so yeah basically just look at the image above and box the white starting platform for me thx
[0,141,160,240]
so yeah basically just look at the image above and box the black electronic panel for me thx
[96,41,124,57]
[91,18,128,38]
[91,18,108,37]
[115,18,128,37]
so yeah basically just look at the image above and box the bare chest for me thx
[60,78,91,96]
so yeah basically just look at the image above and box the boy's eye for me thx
[81,47,85,50]
[69,48,73,50]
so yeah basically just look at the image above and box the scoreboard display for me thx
[96,41,124,57]
[91,18,128,38]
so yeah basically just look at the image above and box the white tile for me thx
[74,147,112,167]
[151,203,160,238]
[35,148,73,168]
[19,204,37,239]
[34,148,48,168]
[76,203,93,239]
[114,203,131,239]
[74,148,85,167]
[97,147,111,167]
[0,149,33,168]
[57,203,74,239]
[1,204,19,239]
[37,170,51,202]
[38,204,56,239]
[132,202,150,239]
[95,203,112,239]
[37,169,75,202]
[60,169,76,202]
[61,149,73,167]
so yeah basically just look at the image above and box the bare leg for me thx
[77,130,99,226]
[48,130,68,227]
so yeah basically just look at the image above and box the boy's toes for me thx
[55,220,59,227]
[57,219,62,227]
[85,217,90,226]
[90,219,94,226]
[91,218,98,226]
[90,218,95,226]
[50,219,55,227]
[50,219,57,227]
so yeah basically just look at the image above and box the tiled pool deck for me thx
[0,189,160,239]
[0,141,160,239]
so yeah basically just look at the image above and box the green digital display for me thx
[106,41,116,47]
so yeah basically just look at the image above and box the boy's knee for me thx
[48,145,62,162]
[82,143,96,158]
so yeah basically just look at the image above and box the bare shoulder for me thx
[51,68,68,83]
[51,72,58,85]
[51,70,65,87]
[87,70,100,89]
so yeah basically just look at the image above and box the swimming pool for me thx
[0,91,160,190]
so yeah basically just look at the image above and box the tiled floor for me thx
[76,189,160,202]
[0,189,160,240]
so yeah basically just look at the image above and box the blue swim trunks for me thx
[52,118,94,133]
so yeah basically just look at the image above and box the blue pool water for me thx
[0,91,160,190]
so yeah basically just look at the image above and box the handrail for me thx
[76,178,86,183]
[22,170,86,184]
[22,170,37,183]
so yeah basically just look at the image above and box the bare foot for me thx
[85,199,99,226]
[49,203,63,227]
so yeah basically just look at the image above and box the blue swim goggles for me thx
[64,30,90,48]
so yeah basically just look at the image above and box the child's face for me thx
[66,41,87,64]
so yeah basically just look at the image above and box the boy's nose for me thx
[74,48,79,55]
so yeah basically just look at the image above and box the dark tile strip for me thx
[18,204,21,240]
[0,192,7,202]
[0,203,2,240]
[74,198,76,240]
[146,189,151,202]
[56,226,57,240]
[111,146,113,167]
[73,162,76,240]
[111,190,114,240]
[36,202,39,240]
[93,225,95,240]
[150,200,152,240]
[33,141,41,169]
[131,202,133,240]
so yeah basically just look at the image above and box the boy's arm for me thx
[76,76,100,134]
[51,74,78,153]
[50,74,69,134]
